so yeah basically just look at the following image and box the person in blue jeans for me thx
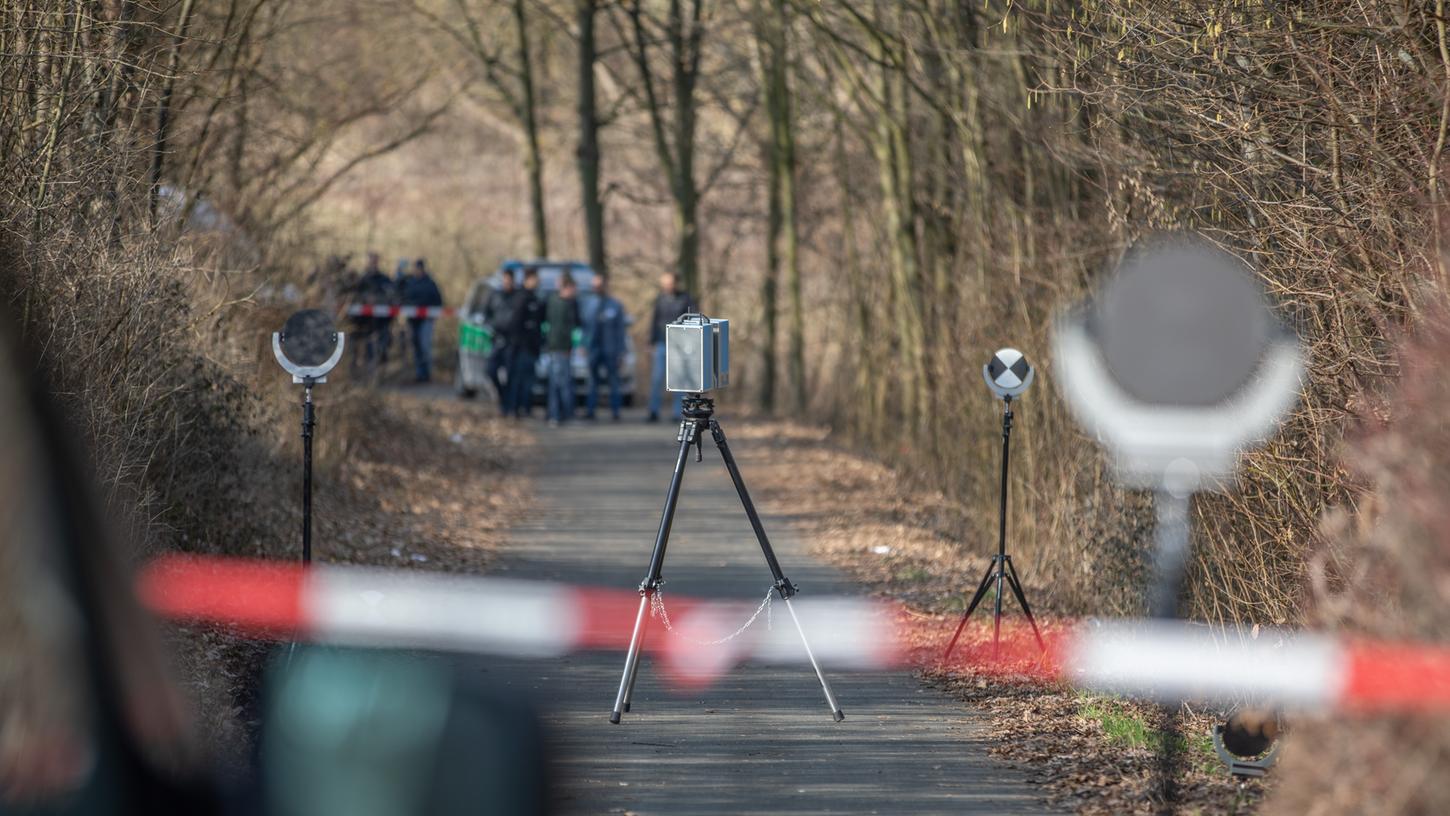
[503,266,543,417]
[401,258,444,383]
[646,272,696,422]
[544,275,580,425]
[583,272,628,421]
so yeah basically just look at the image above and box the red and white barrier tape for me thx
[346,305,457,319]
[137,555,1450,712]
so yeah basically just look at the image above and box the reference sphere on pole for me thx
[984,348,1034,399]
[272,309,344,567]
[944,347,1045,660]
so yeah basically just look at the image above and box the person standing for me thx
[544,274,581,426]
[365,253,400,365]
[351,252,395,373]
[647,272,697,422]
[504,266,543,417]
[583,272,628,421]
[401,258,444,383]
[483,269,516,410]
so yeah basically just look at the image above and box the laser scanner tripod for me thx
[610,395,844,724]
[943,396,1046,659]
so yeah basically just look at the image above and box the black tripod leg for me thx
[943,560,997,659]
[611,430,695,724]
[710,420,844,722]
[709,421,788,581]
[1004,558,1046,652]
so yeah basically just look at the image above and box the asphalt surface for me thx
[486,407,1049,815]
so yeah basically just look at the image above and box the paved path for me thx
[486,410,1048,815]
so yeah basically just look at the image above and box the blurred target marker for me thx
[1053,234,1303,802]
[1054,235,1302,613]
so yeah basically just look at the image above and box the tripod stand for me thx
[610,394,844,724]
[943,396,1046,658]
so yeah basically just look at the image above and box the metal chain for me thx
[649,583,775,646]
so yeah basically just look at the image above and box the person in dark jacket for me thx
[482,270,516,409]
[646,272,697,422]
[503,266,543,417]
[543,274,581,425]
[401,258,444,383]
[351,252,396,372]
[583,272,628,421]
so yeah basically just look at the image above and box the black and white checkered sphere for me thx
[985,348,1033,398]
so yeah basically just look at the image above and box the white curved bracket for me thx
[272,331,346,384]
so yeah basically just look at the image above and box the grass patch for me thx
[1076,694,1218,774]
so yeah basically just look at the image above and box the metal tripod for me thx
[943,396,1045,658]
[610,394,844,724]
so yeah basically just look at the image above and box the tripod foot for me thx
[833,709,845,723]
[609,711,621,725]
[622,702,631,713]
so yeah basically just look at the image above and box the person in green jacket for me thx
[544,274,581,425]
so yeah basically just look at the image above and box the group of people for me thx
[344,251,702,422]
[477,268,698,425]
[478,266,631,425]
[348,252,444,382]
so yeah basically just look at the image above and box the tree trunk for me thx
[752,0,779,412]
[576,0,606,274]
[670,0,703,297]
[767,0,806,413]
[625,0,704,296]
[513,0,548,258]
[872,5,928,437]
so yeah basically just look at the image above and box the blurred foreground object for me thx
[1212,709,1282,779]
[1053,232,1303,805]
[0,305,216,812]
[1054,233,1302,494]
[262,647,549,816]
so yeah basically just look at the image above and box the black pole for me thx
[1150,490,1192,813]
[997,398,1011,564]
[301,382,316,565]
[993,398,1012,650]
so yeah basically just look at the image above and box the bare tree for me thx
[413,0,551,256]
[619,0,707,295]
[576,0,607,273]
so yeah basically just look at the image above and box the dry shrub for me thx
[1267,308,1450,814]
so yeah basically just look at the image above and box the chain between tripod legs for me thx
[610,395,844,725]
